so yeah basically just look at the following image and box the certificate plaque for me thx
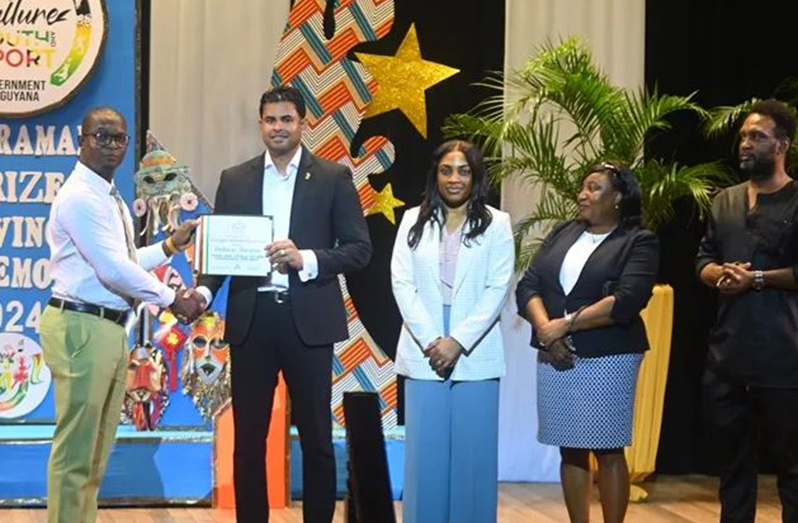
[194,215,274,277]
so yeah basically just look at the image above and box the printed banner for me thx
[0,0,136,420]
[0,0,108,117]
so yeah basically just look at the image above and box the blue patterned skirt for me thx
[537,352,643,449]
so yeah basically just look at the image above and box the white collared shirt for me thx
[258,146,317,290]
[559,229,613,297]
[195,147,318,306]
[47,161,175,311]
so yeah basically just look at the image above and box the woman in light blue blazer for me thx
[391,140,515,523]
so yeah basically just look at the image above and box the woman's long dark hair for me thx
[408,140,493,249]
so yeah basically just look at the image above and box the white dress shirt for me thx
[195,146,318,306]
[48,161,175,311]
[258,146,317,290]
[558,229,613,297]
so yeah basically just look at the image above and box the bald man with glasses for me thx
[40,106,203,523]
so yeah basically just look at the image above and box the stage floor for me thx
[0,474,783,522]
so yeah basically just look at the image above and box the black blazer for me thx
[198,150,372,347]
[516,220,659,357]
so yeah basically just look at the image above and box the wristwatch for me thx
[564,312,575,332]
[752,270,765,291]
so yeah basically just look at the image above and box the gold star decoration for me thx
[366,183,405,225]
[355,24,459,138]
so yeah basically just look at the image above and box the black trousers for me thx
[231,293,336,523]
[703,368,798,523]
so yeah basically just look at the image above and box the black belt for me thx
[48,297,128,326]
[258,289,290,304]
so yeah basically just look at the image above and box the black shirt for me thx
[696,180,798,387]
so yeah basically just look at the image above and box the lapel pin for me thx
[305,172,311,181]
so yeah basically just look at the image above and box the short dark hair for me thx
[259,85,307,119]
[584,162,643,227]
[749,98,797,144]
[81,106,125,133]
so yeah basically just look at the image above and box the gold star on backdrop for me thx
[366,183,405,224]
[356,24,460,138]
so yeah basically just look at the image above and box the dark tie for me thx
[110,185,138,263]
[110,185,138,310]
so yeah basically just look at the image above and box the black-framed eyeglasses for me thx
[84,131,130,148]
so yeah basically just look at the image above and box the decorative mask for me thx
[123,342,169,430]
[155,317,188,393]
[134,149,197,236]
[181,311,231,421]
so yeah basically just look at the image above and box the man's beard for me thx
[739,154,776,181]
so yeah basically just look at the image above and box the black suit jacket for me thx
[516,220,659,357]
[198,149,372,347]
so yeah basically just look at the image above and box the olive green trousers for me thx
[39,305,128,523]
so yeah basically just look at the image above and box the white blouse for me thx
[558,229,613,297]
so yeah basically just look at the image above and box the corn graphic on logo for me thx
[0,0,107,117]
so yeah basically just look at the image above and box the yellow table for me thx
[589,284,674,501]
[629,284,674,500]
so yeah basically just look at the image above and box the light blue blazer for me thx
[391,205,515,381]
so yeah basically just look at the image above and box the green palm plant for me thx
[444,37,734,269]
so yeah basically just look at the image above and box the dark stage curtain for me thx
[345,1,505,422]
[646,0,798,474]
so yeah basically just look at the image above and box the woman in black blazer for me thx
[516,163,659,523]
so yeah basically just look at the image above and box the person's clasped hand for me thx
[716,261,753,295]
[424,337,463,377]
[171,287,206,324]
[537,317,569,346]
[544,338,576,371]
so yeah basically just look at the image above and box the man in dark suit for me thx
[193,85,372,522]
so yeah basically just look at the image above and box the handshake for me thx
[170,288,208,324]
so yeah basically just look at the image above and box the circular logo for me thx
[0,332,52,419]
[0,0,108,118]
